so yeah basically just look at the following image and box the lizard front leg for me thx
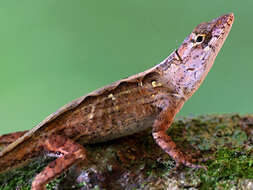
[31,135,87,190]
[152,104,206,170]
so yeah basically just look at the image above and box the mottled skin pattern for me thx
[0,131,28,147]
[0,13,233,190]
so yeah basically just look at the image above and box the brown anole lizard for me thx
[0,13,234,190]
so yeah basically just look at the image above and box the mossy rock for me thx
[0,114,252,190]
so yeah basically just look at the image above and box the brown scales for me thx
[0,13,234,190]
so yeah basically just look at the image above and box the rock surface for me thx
[0,114,253,190]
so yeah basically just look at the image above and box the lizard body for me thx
[0,13,234,190]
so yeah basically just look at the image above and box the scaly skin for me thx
[0,131,28,146]
[0,13,234,190]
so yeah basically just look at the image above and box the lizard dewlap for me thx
[0,13,234,190]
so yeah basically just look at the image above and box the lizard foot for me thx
[153,131,207,171]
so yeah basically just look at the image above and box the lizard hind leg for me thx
[152,106,207,170]
[31,134,87,190]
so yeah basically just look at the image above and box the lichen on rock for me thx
[0,114,252,190]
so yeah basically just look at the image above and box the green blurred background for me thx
[0,1,252,134]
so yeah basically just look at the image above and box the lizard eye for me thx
[194,34,205,44]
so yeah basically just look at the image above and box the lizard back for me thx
[0,60,179,157]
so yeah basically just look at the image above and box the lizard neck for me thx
[155,51,188,101]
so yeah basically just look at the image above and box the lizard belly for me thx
[78,113,158,144]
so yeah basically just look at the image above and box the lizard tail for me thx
[0,130,43,174]
[0,130,28,147]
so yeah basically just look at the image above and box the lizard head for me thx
[168,13,234,98]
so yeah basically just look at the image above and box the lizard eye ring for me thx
[194,34,206,45]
